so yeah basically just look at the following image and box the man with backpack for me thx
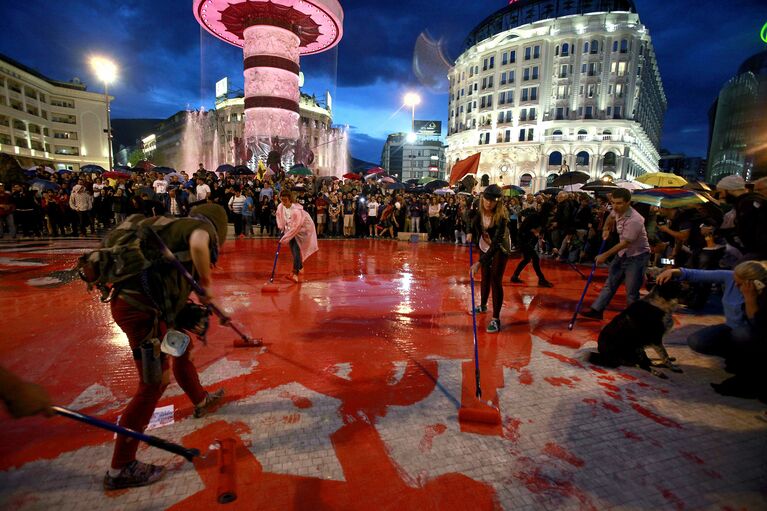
[87,204,229,491]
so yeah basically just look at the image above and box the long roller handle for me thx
[469,243,482,399]
[568,238,608,330]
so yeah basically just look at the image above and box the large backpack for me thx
[77,214,193,302]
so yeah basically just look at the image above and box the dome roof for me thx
[737,50,767,78]
[464,0,637,49]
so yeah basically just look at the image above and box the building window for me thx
[504,129,511,142]
[483,58,488,71]
[590,39,598,54]
[523,68,530,81]
[562,43,569,56]
[510,50,516,63]
[519,129,526,142]
[555,107,564,120]
[584,42,589,53]
[585,106,593,119]
[534,45,540,58]
[614,106,622,119]
[505,110,513,123]
[509,70,515,83]
[576,151,590,166]
[613,40,618,52]
[620,39,628,53]
[524,47,531,60]
[489,56,495,69]
[532,66,539,80]
[500,72,507,85]
[520,173,533,187]
[520,109,527,122]
[548,151,563,166]
[527,129,534,141]
[502,52,508,65]
[604,152,617,166]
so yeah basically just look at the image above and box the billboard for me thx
[215,77,228,99]
[414,120,442,136]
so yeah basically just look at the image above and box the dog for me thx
[588,281,683,378]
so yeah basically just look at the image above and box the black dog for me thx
[588,282,683,378]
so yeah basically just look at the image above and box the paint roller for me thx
[457,243,502,426]
[148,229,263,348]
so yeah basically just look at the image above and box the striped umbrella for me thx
[630,187,711,208]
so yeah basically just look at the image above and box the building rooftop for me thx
[0,52,88,91]
[464,0,637,49]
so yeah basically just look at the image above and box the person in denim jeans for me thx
[582,188,650,320]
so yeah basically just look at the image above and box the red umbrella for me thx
[135,160,155,172]
[366,167,386,175]
[343,172,361,180]
[104,171,131,179]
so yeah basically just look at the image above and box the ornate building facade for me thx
[445,0,666,191]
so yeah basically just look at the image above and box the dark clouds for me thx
[2,0,766,162]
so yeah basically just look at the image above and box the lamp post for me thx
[90,57,117,171]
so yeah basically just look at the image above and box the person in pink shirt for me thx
[276,189,318,282]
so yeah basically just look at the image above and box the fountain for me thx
[193,0,344,170]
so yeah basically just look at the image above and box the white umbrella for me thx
[560,183,583,192]
[434,187,455,195]
[615,179,651,190]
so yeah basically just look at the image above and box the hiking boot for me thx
[510,276,523,284]
[538,280,554,288]
[103,461,166,491]
[194,389,225,418]
[580,308,603,320]
[473,304,488,313]
[486,319,500,333]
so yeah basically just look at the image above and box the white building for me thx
[381,132,446,182]
[0,54,111,171]
[446,0,666,191]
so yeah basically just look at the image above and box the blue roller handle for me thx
[268,242,281,283]
[469,243,482,398]
[568,238,608,331]
[52,406,200,461]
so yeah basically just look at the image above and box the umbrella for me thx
[424,179,449,191]
[342,172,361,180]
[419,176,438,185]
[23,169,37,177]
[80,164,105,174]
[56,169,72,175]
[405,186,427,194]
[502,185,525,197]
[234,165,254,175]
[560,183,584,192]
[104,171,131,179]
[114,165,133,173]
[164,172,187,183]
[581,180,619,193]
[153,166,176,175]
[683,181,712,192]
[379,176,396,184]
[365,166,386,176]
[287,165,312,176]
[433,187,455,196]
[552,171,590,187]
[217,164,236,174]
[135,160,155,172]
[385,182,406,190]
[536,187,562,196]
[405,178,420,187]
[635,172,687,187]
[630,188,711,208]
[28,178,60,192]
[614,179,651,191]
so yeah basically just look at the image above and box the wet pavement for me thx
[0,236,765,510]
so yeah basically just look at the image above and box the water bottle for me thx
[140,339,162,385]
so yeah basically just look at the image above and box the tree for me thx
[127,148,145,167]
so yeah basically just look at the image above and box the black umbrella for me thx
[404,178,420,188]
[386,182,406,190]
[153,166,176,174]
[424,179,449,191]
[216,164,236,174]
[552,171,590,187]
[405,186,427,194]
[581,180,619,193]
[234,165,254,175]
[80,164,105,174]
[536,187,562,196]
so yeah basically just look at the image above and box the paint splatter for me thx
[502,417,522,442]
[544,377,577,388]
[631,404,682,429]
[704,469,722,480]
[659,487,686,510]
[282,413,301,424]
[680,451,705,465]
[543,443,585,467]
[604,391,623,401]
[597,374,616,382]
[601,402,621,413]
[419,423,447,452]
[589,366,608,374]
[618,373,638,381]
[518,368,533,385]
[598,382,620,392]
[542,351,584,368]
[621,430,642,442]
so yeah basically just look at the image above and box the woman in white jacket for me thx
[276,189,318,282]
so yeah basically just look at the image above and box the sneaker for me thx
[473,304,488,313]
[509,276,523,284]
[486,319,500,333]
[538,280,554,288]
[580,308,603,320]
[103,460,166,491]
[194,388,225,418]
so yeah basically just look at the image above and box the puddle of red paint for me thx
[541,351,584,368]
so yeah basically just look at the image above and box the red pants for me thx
[110,297,207,469]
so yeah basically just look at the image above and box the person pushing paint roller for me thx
[276,188,318,283]
[102,204,229,491]
[467,184,512,333]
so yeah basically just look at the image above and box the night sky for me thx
[2,0,765,163]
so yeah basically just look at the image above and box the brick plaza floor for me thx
[0,236,765,510]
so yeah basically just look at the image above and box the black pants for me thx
[428,217,440,240]
[480,252,509,319]
[512,244,546,281]
[233,215,243,236]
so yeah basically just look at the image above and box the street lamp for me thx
[403,92,421,133]
[90,57,117,171]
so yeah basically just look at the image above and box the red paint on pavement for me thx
[419,423,447,453]
[631,404,683,429]
[541,351,584,368]
[659,487,686,510]
[598,382,620,392]
[621,430,642,441]
[601,402,621,413]
[544,377,577,388]
[502,417,522,442]
[543,442,585,467]
[680,451,705,465]
[518,368,533,385]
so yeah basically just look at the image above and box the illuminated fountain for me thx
[193,0,344,168]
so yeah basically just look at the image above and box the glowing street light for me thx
[90,56,117,172]
[403,92,421,133]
